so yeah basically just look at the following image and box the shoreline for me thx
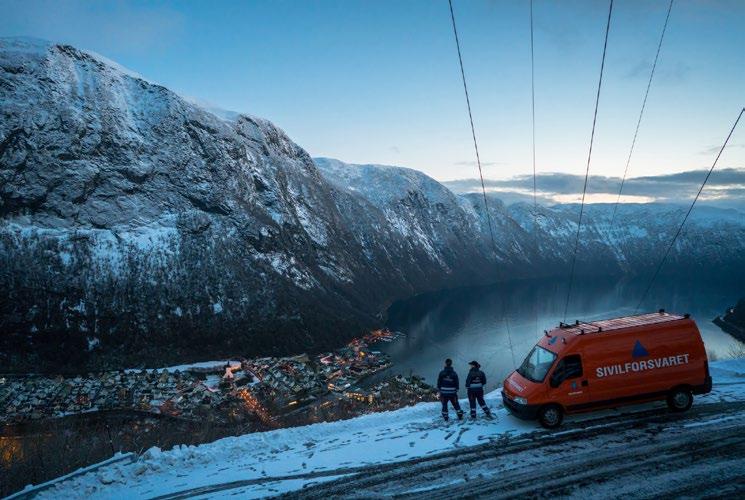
[713,316,745,344]
[0,329,422,426]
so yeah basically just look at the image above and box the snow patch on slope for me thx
[81,50,151,84]
[0,222,179,274]
[254,251,319,290]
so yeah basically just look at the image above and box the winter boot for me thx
[482,407,493,419]
[457,410,464,421]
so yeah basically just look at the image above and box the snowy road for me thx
[286,401,745,499]
[13,359,745,499]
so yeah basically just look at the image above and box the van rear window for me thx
[517,345,557,383]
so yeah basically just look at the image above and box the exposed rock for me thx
[714,299,745,343]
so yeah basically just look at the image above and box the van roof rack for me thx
[558,311,687,336]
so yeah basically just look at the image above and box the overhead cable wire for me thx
[448,0,498,254]
[610,0,674,228]
[563,0,614,322]
[504,314,517,369]
[635,107,745,313]
[530,0,537,220]
[530,0,540,337]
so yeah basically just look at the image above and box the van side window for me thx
[551,354,583,386]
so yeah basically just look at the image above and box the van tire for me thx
[667,387,693,412]
[538,404,564,429]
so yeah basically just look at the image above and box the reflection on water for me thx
[0,436,22,467]
[0,411,257,497]
[382,276,744,392]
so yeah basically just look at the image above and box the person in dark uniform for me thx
[466,360,492,419]
[437,358,464,421]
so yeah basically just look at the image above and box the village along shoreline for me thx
[0,329,438,496]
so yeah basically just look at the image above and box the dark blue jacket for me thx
[466,368,486,391]
[437,366,459,394]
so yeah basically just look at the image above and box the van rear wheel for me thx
[538,404,563,429]
[667,387,693,412]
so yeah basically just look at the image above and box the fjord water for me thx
[382,276,743,392]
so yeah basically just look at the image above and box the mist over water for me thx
[382,276,744,392]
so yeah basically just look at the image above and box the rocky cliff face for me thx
[507,202,745,278]
[318,158,745,283]
[1,38,743,371]
[0,38,495,370]
[0,38,380,370]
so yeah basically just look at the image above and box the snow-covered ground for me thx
[11,359,745,499]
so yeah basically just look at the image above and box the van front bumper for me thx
[502,390,540,420]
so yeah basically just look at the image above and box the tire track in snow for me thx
[150,400,745,499]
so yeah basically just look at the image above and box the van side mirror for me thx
[549,373,561,388]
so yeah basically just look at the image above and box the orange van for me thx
[501,311,712,428]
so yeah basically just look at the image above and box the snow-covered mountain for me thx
[0,37,382,369]
[317,157,745,280]
[1,37,744,370]
[0,38,494,370]
[508,201,745,276]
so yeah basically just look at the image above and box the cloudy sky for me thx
[1,0,743,186]
[444,167,745,208]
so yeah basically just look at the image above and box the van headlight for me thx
[513,396,528,405]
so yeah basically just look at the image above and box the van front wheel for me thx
[667,388,693,412]
[538,404,563,429]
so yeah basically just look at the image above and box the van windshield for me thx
[517,345,557,383]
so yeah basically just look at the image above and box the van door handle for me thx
[581,380,588,387]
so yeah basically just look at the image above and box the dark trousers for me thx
[467,388,489,416]
[440,393,462,420]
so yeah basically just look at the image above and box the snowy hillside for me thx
[0,37,378,369]
[507,201,745,275]
[315,157,498,282]
[1,37,744,371]
[319,157,745,279]
[15,358,745,499]
[0,38,490,370]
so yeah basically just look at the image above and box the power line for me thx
[563,0,614,322]
[530,0,540,338]
[635,107,745,313]
[610,0,674,228]
[448,0,498,254]
[504,315,517,369]
[530,0,537,218]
